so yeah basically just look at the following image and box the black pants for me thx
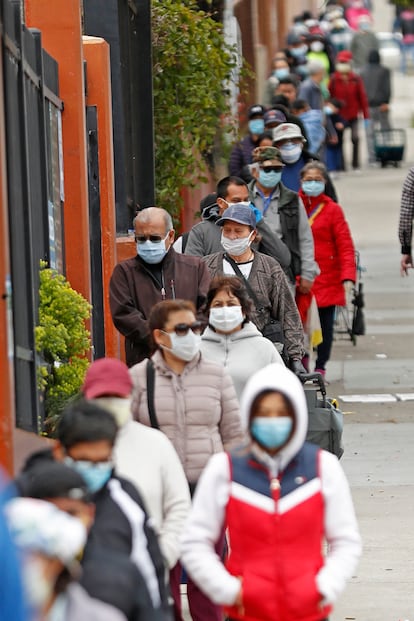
[315,305,336,371]
[343,118,360,170]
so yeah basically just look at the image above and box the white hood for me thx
[240,364,308,469]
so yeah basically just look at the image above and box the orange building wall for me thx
[25,0,92,305]
[83,36,120,359]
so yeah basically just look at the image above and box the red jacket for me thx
[224,447,331,621]
[328,71,369,121]
[299,191,356,308]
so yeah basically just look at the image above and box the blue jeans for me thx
[401,42,414,74]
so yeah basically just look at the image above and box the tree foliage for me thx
[35,262,91,432]
[152,0,240,219]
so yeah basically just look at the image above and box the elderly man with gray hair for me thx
[298,60,326,111]
[110,207,211,367]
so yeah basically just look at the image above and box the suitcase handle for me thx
[297,372,327,398]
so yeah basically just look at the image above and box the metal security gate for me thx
[83,0,155,232]
[86,105,105,359]
[2,0,63,431]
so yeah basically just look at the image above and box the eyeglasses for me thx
[135,233,167,244]
[260,166,283,173]
[163,321,203,336]
[64,456,114,469]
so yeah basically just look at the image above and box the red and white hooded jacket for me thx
[181,364,361,621]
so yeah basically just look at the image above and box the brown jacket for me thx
[109,249,211,366]
[203,251,305,361]
[130,350,244,484]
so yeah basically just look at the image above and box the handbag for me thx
[223,254,284,345]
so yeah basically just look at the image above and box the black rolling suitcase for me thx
[300,372,344,459]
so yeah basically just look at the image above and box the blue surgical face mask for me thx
[258,170,282,189]
[301,180,325,197]
[250,416,293,450]
[248,119,265,135]
[279,142,303,164]
[274,68,290,80]
[137,234,169,264]
[65,458,113,494]
[323,105,333,116]
[290,45,308,58]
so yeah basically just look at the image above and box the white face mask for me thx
[279,142,303,164]
[162,331,201,362]
[310,41,324,53]
[221,231,253,257]
[209,306,244,333]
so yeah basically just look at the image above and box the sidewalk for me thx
[327,64,414,621]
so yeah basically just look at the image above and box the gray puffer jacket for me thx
[130,350,244,484]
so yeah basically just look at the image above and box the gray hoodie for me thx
[200,322,283,401]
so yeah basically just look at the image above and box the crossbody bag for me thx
[223,253,284,345]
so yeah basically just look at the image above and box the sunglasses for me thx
[163,321,203,336]
[135,234,167,244]
[260,166,283,173]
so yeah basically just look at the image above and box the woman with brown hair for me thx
[200,275,284,400]
[130,298,244,621]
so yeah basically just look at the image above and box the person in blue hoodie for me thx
[291,99,326,157]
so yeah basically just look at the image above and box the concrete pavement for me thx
[326,59,414,620]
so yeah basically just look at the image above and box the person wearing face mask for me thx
[184,175,291,270]
[228,104,266,182]
[82,357,191,621]
[130,299,244,621]
[328,50,370,172]
[52,401,171,620]
[14,459,164,621]
[109,207,211,367]
[285,31,309,81]
[262,57,291,106]
[203,203,306,375]
[350,15,379,72]
[299,162,356,378]
[200,276,284,400]
[273,122,338,202]
[248,145,319,294]
[5,497,128,621]
[306,32,335,91]
[181,364,361,621]
[298,60,326,112]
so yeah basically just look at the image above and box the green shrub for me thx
[152,0,246,220]
[35,262,91,433]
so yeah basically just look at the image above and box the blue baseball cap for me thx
[216,203,256,229]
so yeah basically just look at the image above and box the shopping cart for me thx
[334,251,365,346]
[374,128,406,168]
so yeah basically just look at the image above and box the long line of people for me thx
[3,185,359,621]
[232,2,392,177]
[0,6,369,621]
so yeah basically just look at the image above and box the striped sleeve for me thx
[399,167,414,254]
